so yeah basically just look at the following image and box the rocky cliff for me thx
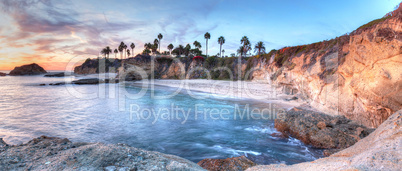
[250,13,402,128]
[74,12,401,128]
[74,58,121,74]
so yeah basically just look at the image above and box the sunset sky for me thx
[0,0,400,70]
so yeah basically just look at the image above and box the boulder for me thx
[0,72,6,76]
[0,136,205,171]
[275,107,374,150]
[9,63,47,76]
[197,156,256,171]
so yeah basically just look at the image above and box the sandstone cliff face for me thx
[251,16,402,128]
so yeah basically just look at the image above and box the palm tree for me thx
[157,33,163,53]
[254,41,265,56]
[204,32,211,57]
[101,49,106,58]
[237,46,244,57]
[177,45,184,55]
[127,49,130,58]
[130,43,135,57]
[119,42,125,60]
[114,49,118,59]
[193,41,201,50]
[184,44,191,56]
[104,46,112,58]
[167,44,174,55]
[123,44,128,59]
[222,49,225,57]
[144,43,151,50]
[153,39,159,54]
[240,36,251,58]
[218,36,225,57]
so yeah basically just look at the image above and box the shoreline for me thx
[129,79,306,111]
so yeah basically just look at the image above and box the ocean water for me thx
[0,74,323,165]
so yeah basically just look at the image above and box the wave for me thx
[211,145,261,157]
[244,126,278,134]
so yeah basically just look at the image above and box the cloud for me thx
[0,0,147,61]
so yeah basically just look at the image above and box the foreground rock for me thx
[247,109,402,171]
[275,108,374,151]
[197,156,256,171]
[9,63,47,76]
[0,72,6,76]
[0,136,204,171]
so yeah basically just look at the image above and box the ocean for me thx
[0,73,323,165]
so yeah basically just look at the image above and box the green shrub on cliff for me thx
[356,16,391,31]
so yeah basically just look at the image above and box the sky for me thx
[0,0,400,70]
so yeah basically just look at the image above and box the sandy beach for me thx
[129,79,305,110]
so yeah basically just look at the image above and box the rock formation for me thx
[0,72,6,76]
[9,63,47,76]
[198,156,256,171]
[44,72,66,77]
[251,14,402,128]
[247,109,402,171]
[275,107,373,150]
[74,58,120,75]
[0,136,204,171]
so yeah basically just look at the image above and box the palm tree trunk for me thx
[206,40,208,57]
[220,44,222,57]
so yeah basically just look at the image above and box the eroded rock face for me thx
[0,72,6,76]
[247,109,402,171]
[9,63,47,76]
[197,156,256,171]
[74,58,120,75]
[252,16,402,128]
[0,136,204,171]
[275,107,374,149]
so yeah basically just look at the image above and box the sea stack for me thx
[9,63,47,76]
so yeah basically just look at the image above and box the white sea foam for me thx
[244,126,278,134]
[211,145,261,157]
[287,137,303,146]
